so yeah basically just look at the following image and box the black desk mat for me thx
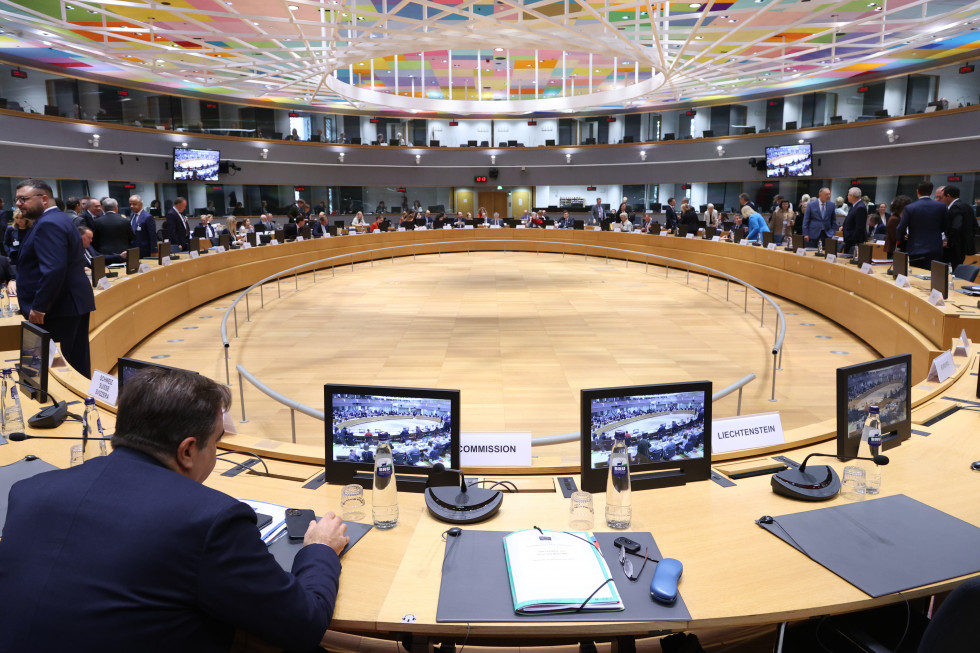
[436,530,691,622]
[758,494,980,597]
[268,520,372,570]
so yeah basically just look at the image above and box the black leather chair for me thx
[917,577,980,651]
[952,264,979,282]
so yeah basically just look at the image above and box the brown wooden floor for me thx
[126,251,877,447]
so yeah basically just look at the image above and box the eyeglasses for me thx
[14,194,42,204]
[619,546,649,582]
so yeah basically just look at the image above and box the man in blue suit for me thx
[164,196,190,251]
[128,194,157,257]
[802,187,836,246]
[0,367,349,652]
[897,181,946,269]
[13,179,96,377]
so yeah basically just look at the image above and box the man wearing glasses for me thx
[12,178,96,377]
[0,367,349,651]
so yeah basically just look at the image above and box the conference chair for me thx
[917,577,980,651]
[952,264,979,283]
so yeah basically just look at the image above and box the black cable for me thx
[575,578,613,613]
[894,593,911,652]
[216,450,269,475]
[475,480,518,492]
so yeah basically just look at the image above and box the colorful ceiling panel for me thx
[0,1,978,115]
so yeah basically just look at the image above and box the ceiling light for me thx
[689,3,702,7]
[728,18,737,23]
[494,47,503,52]
[288,4,298,9]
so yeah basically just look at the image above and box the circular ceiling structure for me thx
[1,1,980,116]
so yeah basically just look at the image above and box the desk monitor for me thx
[856,243,873,266]
[573,219,585,230]
[429,140,440,147]
[823,236,837,257]
[761,231,773,248]
[580,381,712,493]
[545,139,556,146]
[662,133,675,141]
[245,232,257,248]
[703,226,717,240]
[790,234,805,251]
[892,251,908,278]
[117,357,197,394]
[650,203,662,212]
[467,140,478,147]
[90,255,106,288]
[931,260,949,299]
[218,233,231,250]
[157,240,171,265]
[677,225,688,238]
[18,321,51,402]
[732,228,745,244]
[324,384,461,493]
[785,121,798,130]
[275,229,285,242]
[300,226,312,239]
[125,247,140,274]
[836,354,911,458]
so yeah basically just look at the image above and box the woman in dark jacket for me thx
[3,210,34,266]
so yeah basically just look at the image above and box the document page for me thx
[503,529,623,614]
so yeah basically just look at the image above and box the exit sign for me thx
[947,175,963,182]
[10,69,27,79]
[959,64,975,74]
[474,175,488,183]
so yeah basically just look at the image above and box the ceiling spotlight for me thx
[338,152,345,163]
[640,151,647,161]
[288,4,298,9]
[798,139,805,144]
[565,153,571,164]
[88,134,100,148]
[415,154,421,164]
[260,148,268,159]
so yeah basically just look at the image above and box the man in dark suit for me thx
[313,213,331,237]
[193,213,218,239]
[840,187,868,255]
[12,179,96,377]
[590,197,607,225]
[941,185,977,268]
[0,196,10,225]
[79,225,126,265]
[164,196,190,251]
[738,192,758,213]
[897,181,947,269]
[92,197,135,255]
[802,187,836,246]
[77,195,102,230]
[0,367,348,652]
[128,194,157,257]
[283,216,306,239]
[254,213,276,232]
[664,197,679,232]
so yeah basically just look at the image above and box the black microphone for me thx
[428,462,467,493]
[8,432,109,442]
[7,375,70,429]
[798,452,889,472]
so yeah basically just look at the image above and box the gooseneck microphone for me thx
[772,452,890,502]
[8,432,110,442]
[7,376,71,429]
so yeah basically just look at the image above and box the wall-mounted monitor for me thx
[836,354,912,458]
[18,322,51,402]
[324,384,460,492]
[765,143,812,178]
[172,147,220,182]
[580,381,712,493]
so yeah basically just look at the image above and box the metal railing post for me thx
[706,275,710,292]
[686,268,690,284]
[290,409,297,443]
[294,273,298,291]
[726,279,730,301]
[276,277,281,298]
[223,344,231,385]
[760,298,765,327]
[769,354,779,402]
[744,290,748,313]
[260,284,264,308]
[313,266,316,283]
[233,306,238,338]
[778,346,784,370]
[237,372,248,423]
[245,293,250,322]
[737,387,743,416]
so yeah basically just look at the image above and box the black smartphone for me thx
[255,512,273,531]
[613,536,641,554]
[285,508,316,540]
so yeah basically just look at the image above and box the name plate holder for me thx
[928,289,946,307]
[712,412,785,455]
[894,274,911,288]
[459,431,532,467]
[926,350,956,383]
[87,370,119,407]
[860,263,874,275]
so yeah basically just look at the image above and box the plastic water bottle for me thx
[372,433,398,529]
[82,397,108,461]
[2,369,25,434]
[0,369,8,438]
[605,431,632,529]
[864,405,882,495]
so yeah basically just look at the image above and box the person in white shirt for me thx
[703,203,720,227]
[618,212,634,232]
[350,211,367,227]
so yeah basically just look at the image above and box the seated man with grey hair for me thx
[0,367,349,651]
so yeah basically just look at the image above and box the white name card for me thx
[516,224,526,229]
[374,229,382,233]
[739,238,751,246]
[954,329,971,357]
[928,288,946,307]
[490,225,502,229]
[826,254,837,263]
[686,233,695,239]
[443,225,452,230]
[894,274,910,288]
[417,226,427,231]
[459,431,532,467]
[87,370,118,407]
[660,230,670,237]
[242,242,251,249]
[269,239,279,246]
[711,235,721,242]
[160,256,171,266]
[96,277,112,291]
[189,250,199,259]
[296,235,304,241]
[796,248,806,256]
[860,263,874,275]
[397,227,405,232]
[138,262,151,273]
[875,240,886,246]
[927,350,956,383]
[712,412,785,455]
[465,225,475,229]
[767,243,777,251]
[214,245,226,253]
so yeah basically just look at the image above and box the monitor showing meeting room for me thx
[765,143,812,178]
[172,147,221,182]
[580,381,712,492]
[324,384,461,489]
[836,354,912,458]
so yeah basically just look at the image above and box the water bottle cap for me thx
[84,397,96,405]
[1,368,10,375]
[870,405,879,414]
